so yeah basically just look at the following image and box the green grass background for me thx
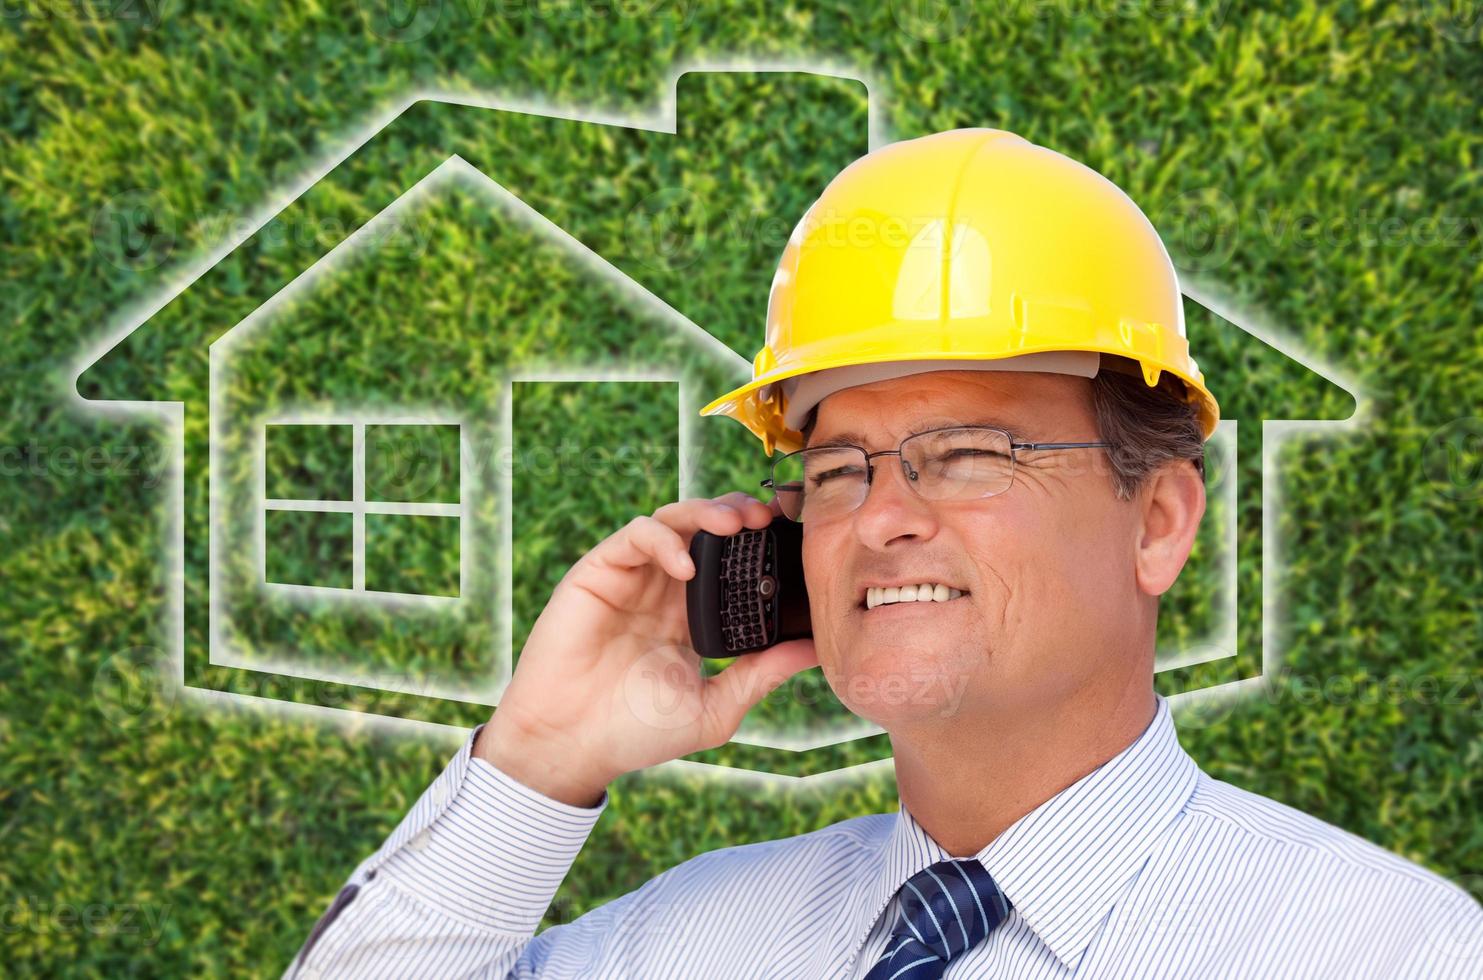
[2,1,1480,974]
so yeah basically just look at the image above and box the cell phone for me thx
[686,515,812,658]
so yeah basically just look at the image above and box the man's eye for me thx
[809,467,862,487]
[936,448,1006,462]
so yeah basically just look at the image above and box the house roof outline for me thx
[72,62,883,402]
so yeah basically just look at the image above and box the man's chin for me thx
[820,649,978,726]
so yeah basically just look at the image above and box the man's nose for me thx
[851,454,937,549]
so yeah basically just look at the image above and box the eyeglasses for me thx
[760,425,1116,523]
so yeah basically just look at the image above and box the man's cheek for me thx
[965,552,1015,631]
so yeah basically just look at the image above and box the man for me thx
[289,130,1481,978]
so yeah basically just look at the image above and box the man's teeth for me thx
[865,584,966,609]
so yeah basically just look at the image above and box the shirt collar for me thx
[847,693,1200,973]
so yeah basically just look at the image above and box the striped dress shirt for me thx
[288,693,1482,978]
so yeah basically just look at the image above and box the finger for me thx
[651,497,748,539]
[712,491,774,528]
[698,638,819,747]
[591,515,695,580]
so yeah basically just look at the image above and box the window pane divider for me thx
[263,499,461,517]
[352,422,366,591]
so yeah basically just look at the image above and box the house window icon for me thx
[261,419,463,599]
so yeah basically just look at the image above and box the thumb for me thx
[700,639,819,745]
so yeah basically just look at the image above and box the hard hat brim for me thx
[701,347,1220,456]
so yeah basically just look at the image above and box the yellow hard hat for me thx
[699,128,1220,455]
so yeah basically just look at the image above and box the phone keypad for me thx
[718,529,775,653]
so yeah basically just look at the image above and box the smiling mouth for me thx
[860,584,972,607]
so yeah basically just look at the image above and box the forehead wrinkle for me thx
[810,414,1031,450]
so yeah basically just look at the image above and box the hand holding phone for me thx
[475,493,818,808]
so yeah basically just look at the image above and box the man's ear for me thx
[1134,459,1206,597]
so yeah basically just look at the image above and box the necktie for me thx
[863,859,1011,980]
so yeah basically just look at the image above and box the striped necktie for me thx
[863,859,1012,980]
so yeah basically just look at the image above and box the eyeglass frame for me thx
[759,424,1118,522]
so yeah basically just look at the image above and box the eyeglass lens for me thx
[771,427,1016,522]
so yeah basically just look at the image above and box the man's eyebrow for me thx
[809,418,1029,449]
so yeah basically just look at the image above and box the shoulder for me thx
[588,808,894,930]
[516,812,898,976]
[1175,771,1481,959]
[1182,771,1462,891]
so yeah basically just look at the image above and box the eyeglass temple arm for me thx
[1012,441,1115,451]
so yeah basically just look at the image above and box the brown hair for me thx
[1087,356,1206,500]
[797,355,1206,502]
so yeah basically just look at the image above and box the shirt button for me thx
[408,829,432,853]
[431,782,449,806]
[300,971,320,980]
